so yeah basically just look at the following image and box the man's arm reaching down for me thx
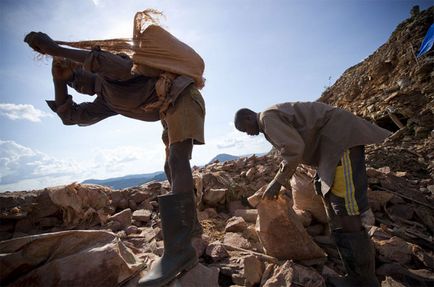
[261,112,305,199]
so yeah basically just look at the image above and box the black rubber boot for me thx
[191,200,203,238]
[138,193,198,287]
[328,230,380,287]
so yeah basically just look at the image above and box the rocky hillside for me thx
[0,5,433,287]
[319,6,433,180]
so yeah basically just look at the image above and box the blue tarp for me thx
[417,24,434,57]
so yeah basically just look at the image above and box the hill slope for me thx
[319,6,433,179]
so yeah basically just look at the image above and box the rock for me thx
[243,255,265,286]
[321,265,340,277]
[233,209,258,223]
[198,208,218,220]
[106,220,122,232]
[0,221,14,232]
[132,209,152,223]
[32,190,60,218]
[203,188,227,207]
[227,200,246,215]
[14,218,34,233]
[110,190,124,208]
[261,260,326,287]
[168,263,219,287]
[192,235,209,258]
[109,208,132,230]
[372,236,413,265]
[381,276,406,287]
[206,241,229,261]
[225,216,248,233]
[125,225,139,235]
[118,198,129,210]
[130,190,149,204]
[128,199,137,210]
[293,208,312,227]
[0,230,142,287]
[38,217,61,228]
[247,186,266,208]
[246,167,256,181]
[223,232,252,250]
[361,208,375,228]
[256,196,326,260]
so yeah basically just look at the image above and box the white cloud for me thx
[91,0,102,6]
[0,103,53,122]
[0,140,166,192]
[191,125,271,166]
[0,140,83,191]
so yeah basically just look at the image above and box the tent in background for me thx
[417,24,434,57]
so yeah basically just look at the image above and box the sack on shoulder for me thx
[131,11,205,88]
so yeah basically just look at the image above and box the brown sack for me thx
[291,165,328,224]
[56,10,205,89]
[256,195,326,260]
[132,11,205,88]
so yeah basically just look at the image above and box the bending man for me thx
[234,101,391,287]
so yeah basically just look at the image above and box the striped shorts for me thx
[328,146,369,216]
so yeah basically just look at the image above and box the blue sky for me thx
[0,0,432,191]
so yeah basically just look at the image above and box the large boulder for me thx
[0,230,142,286]
[256,195,326,260]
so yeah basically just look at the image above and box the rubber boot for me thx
[328,230,380,287]
[138,193,198,287]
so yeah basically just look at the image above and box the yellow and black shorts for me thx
[328,146,369,216]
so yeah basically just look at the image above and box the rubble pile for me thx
[1,150,433,286]
[1,5,433,287]
[319,6,434,181]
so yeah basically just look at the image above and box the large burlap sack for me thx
[256,195,326,260]
[0,230,143,286]
[56,10,205,88]
[132,20,205,88]
[291,165,328,224]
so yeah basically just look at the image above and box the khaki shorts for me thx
[161,85,205,156]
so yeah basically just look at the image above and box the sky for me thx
[0,0,432,192]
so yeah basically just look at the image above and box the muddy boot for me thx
[138,193,198,287]
[328,230,379,287]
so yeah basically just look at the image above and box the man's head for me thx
[234,108,260,136]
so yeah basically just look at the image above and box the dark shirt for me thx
[46,50,194,126]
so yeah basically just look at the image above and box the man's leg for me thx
[138,140,197,287]
[139,86,204,287]
[168,140,194,194]
[325,146,379,287]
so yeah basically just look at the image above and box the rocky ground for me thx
[0,5,433,287]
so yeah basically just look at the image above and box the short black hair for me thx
[234,108,256,129]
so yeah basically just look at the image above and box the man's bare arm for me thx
[24,32,89,63]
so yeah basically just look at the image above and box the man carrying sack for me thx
[24,10,205,287]
[234,101,391,287]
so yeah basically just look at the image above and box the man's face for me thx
[236,117,260,136]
